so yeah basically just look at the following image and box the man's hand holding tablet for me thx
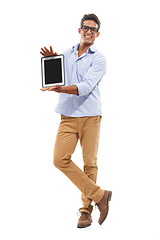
[40,84,62,92]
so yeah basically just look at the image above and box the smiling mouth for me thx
[84,35,92,39]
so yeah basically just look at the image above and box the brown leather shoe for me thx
[96,190,112,225]
[77,212,92,228]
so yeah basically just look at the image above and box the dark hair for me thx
[80,13,101,31]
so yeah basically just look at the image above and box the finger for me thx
[40,51,45,56]
[40,87,49,91]
[52,85,60,89]
[48,87,55,91]
[54,52,58,55]
[56,84,61,89]
[44,47,49,52]
[41,48,46,53]
[50,46,54,54]
[51,88,59,92]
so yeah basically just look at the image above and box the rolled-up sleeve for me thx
[75,54,106,96]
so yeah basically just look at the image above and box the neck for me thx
[78,42,93,51]
[78,42,93,57]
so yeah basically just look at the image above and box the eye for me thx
[83,26,89,30]
[91,28,97,33]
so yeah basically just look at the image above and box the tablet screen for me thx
[41,55,65,87]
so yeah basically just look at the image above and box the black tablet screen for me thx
[44,58,62,84]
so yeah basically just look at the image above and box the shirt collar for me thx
[88,44,96,53]
[72,44,79,52]
[71,43,96,53]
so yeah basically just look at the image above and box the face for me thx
[78,20,100,46]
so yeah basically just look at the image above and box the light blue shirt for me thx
[55,43,106,117]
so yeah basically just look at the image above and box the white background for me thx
[0,0,160,239]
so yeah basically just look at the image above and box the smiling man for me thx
[40,13,112,228]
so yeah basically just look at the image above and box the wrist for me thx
[61,86,65,93]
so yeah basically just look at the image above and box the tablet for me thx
[41,54,65,88]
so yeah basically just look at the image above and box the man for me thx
[40,13,112,228]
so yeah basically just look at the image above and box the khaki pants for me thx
[53,115,104,214]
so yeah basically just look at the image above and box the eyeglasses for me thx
[81,25,98,34]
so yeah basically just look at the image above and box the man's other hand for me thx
[40,46,58,57]
[40,87,50,91]
[40,85,62,92]
[40,85,78,95]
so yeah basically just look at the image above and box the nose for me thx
[87,28,92,34]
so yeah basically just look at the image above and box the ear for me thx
[96,32,100,38]
[78,28,81,34]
